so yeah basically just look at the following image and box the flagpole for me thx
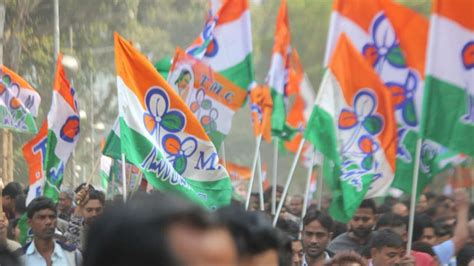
[406,138,422,255]
[272,138,278,215]
[299,148,315,239]
[245,134,262,210]
[317,156,324,211]
[221,141,227,170]
[121,153,127,203]
[273,139,305,226]
[257,152,264,211]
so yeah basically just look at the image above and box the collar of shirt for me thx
[302,252,331,266]
[26,240,66,261]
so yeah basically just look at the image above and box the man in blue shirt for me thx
[21,197,82,266]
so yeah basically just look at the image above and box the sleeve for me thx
[63,214,84,249]
[433,239,454,265]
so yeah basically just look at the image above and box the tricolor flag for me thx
[42,54,81,201]
[324,0,463,193]
[168,48,247,149]
[304,35,397,222]
[285,49,316,164]
[224,161,251,181]
[267,0,291,135]
[100,155,113,192]
[249,84,273,143]
[187,0,254,90]
[0,66,41,133]
[23,123,48,205]
[421,0,474,157]
[114,33,231,209]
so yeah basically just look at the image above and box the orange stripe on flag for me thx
[329,34,397,170]
[23,122,48,186]
[332,0,382,33]
[218,0,248,25]
[54,54,77,112]
[1,66,36,92]
[382,0,429,78]
[272,0,291,55]
[114,33,210,141]
[433,0,474,31]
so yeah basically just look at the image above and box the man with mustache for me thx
[21,197,82,266]
[327,199,377,255]
[301,210,334,266]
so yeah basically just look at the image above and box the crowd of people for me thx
[0,180,472,265]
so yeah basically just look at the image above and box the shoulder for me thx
[21,241,33,254]
[56,240,78,252]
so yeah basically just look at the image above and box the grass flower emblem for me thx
[162,134,198,175]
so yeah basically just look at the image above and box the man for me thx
[57,188,74,221]
[414,214,437,246]
[288,195,304,217]
[369,229,409,266]
[21,197,81,266]
[2,182,23,220]
[327,199,376,255]
[291,238,303,266]
[63,186,105,251]
[301,210,333,266]
[392,202,408,217]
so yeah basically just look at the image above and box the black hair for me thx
[14,194,27,215]
[7,218,19,241]
[376,213,406,230]
[411,241,436,257]
[263,185,284,202]
[84,192,214,266]
[74,183,95,194]
[376,203,392,214]
[217,205,279,257]
[332,221,348,239]
[434,218,454,238]
[3,182,23,199]
[26,197,57,219]
[302,209,333,233]
[86,190,106,206]
[457,244,474,266]
[423,192,436,201]
[359,199,377,214]
[413,214,434,242]
[370,229,403,250]
[276,218,300,240]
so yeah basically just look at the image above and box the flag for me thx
[41,54,80,202]
[421,0,474,157]
[100,155,113,192]
[154,56,173,80]
[304,34,397,222]
[0,65,41,133]
[223,161,251,181]
[114,32,231,209]
[168,48,247,149]
[324,0,463,193]
[285,49,317,166]
[267,0,291,135]
[23,122,48,205]
[249,84,273,143]
[187,0,254,90]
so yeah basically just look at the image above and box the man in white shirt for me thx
[21,197,82,266]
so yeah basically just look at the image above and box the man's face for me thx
[82,199,103,225]
[58,192,72,212]
[291,240,303,266]
[28,209,57,240]
[421,227,437,245]
[302,220,332,259]
[177,73,191,90]
[2,196,14,213]
[289,197,303,216]
[416,194,428,213]
[349,208,375,240]
[371,246,402,266]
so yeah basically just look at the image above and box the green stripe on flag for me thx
[0,106,38,133]
[103,130,122,159]
[422,76,474,156]
[218,53,254,91]
[271,90,286,134]
[304,106,340,165]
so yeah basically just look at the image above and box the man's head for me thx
[288,195,304,216]
[349,199,376,241]
[27,197,57,241]
[58,188,74,213]
[2,182,23,214]
[392,202,408,217]
[370,229,403,266]
[376,213,407,242]
[415,215,437,246]
[82,190,105,226]
[416,194,429,213]
[291,239,303,266]
[302,210,333,260]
